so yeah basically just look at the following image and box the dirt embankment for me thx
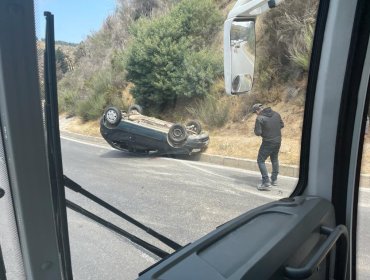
[59,101,370,174]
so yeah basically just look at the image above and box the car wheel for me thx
[104,107,121,126]
[186,120,202,134]
[128,104,143,114]
[168,124,188,146]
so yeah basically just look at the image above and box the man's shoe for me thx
[257,182,271,191]
[271,179,277,186]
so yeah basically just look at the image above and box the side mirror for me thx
[224,19,256,95]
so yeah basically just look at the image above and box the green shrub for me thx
[58,90,79,116]
[124,0,223,111]
[254,0,318,91]
[186,94,230,128]
[77,93,106,121]
[55,48,69,74]
[75,70,126,121]
[289,25,314,71]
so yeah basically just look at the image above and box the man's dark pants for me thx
[257,141,281,183]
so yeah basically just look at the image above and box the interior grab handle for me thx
[284,225,348,279]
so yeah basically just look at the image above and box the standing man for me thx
[252,103,284,190]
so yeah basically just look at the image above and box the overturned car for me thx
[100,105,209,155]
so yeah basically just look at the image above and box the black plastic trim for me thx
[137,197,335,280]
[290,0,331,197]
[285,225,348,279]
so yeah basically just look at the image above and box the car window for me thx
[34,0,320,279]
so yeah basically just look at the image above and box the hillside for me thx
[57,0,358,174]
[37,40,78,83]
[54,0,315,156]
[55,0,316,119]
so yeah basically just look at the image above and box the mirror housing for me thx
[224,0,283,95]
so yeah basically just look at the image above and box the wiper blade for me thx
[64,176,182,251]
[66,200,169,258]
[44,11,72,278]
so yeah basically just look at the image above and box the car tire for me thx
[128,104,143,114]
[186,120,202,134]
[104,107,121,127]
[168,124,188,146]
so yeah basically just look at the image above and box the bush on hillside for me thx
[124,0,223,112]
[58,89,79,117]
[186,79,230,128]
[58,0,175,121]
[288,21,315,72]
[76,94,106,122]
[55,48,70,74]
[187,94,230,128]
[59,70,125,120]
[254,0,318,91]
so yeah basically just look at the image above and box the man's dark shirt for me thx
[254,107,284,143]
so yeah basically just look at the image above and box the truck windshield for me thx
[31,0,324,278]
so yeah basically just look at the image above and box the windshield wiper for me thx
[66,200,169,258]
[44,11,181,265]
[64,176,182,252]
[44,11,72,278]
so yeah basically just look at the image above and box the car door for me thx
[0,0,368,279]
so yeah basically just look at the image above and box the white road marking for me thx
[166,156,296,181]
[178,160,287,200]
[179,160,242,181]
[61,136,113,150]
[60,129,102,140]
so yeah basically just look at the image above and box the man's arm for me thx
[254,117,262,136]
[280,118,284,128]
[280,114,284,128]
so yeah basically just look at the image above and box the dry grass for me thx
[207,102,303,167]
[121,83,135,107]
[59,114,100,136]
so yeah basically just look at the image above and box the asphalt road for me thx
[231,42,254,92]
[232,42,254,76]
[62,136,296,279]
[60,136,370,280]
[1,134,368,279]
